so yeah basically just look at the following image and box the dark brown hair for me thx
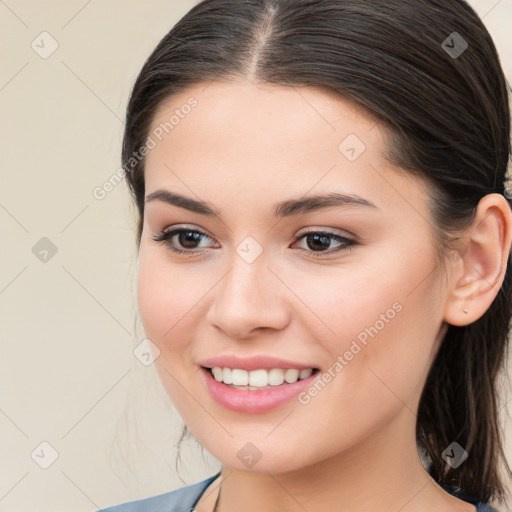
[122,0,512,505]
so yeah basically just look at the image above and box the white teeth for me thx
[299,368,313,379]
[209,367,316,388]
[249,369,268,387]
[231,369,249,386]
[284,369,300,383]
[268,368,284,386]
[223,367,233,384]
[211,367,224,382]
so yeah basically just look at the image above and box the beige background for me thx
[0,1,511,511]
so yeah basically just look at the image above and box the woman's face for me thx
[137,80,450,473]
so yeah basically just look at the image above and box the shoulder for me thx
[442,484,499,512]
[98,471,221,512]
[475,503,499,512]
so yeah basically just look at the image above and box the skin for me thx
[137,79,512,512]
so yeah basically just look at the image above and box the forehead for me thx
[143,79,429,223]
[147,81,382,169]
[147,79,385,156]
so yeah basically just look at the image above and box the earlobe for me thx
[444,272,481,327]
[443,194,512,327]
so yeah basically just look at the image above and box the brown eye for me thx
[175,230,203,249]
[292,231,357,258]
[152,227,216,254]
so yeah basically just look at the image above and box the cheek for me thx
[289,248,441,403]
[136,247,203,352]
[136,248,205,409]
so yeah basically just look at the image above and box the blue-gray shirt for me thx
[98,471,497,512]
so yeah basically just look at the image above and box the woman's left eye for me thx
[292,231,357,257]
[152,227,357,258]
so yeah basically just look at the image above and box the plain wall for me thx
[1,1,511,510]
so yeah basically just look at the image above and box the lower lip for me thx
[200,367,319,414]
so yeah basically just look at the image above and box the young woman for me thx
[100,0,512,511]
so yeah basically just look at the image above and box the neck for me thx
[210,407,474,512]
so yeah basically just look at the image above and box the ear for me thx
[443,193,512,326]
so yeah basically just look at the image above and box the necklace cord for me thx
[213,479,221,512]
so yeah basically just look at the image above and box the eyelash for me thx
[152,226,357,259]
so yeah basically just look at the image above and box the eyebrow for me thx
[144,189,377,218]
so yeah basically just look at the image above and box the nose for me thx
[206,253,291,340]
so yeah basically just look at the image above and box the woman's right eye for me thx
[152,227,216,255]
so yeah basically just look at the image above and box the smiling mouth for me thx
[202,366,321,390]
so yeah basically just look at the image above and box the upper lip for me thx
[199,355,319,371]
